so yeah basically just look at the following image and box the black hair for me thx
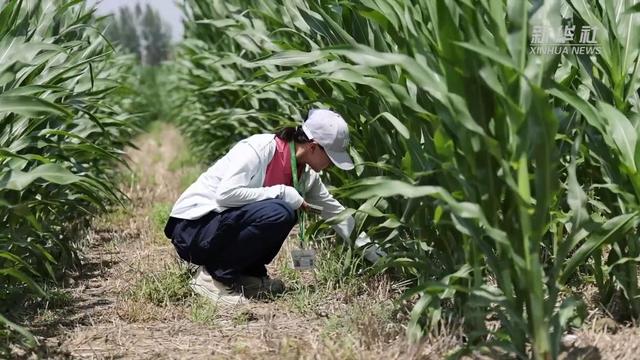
[275,126,311,143]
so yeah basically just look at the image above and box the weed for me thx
[232,342,250,355]
[276,257,303,285]
[189,297,218,325]
[150,202,172,234]
[313,242,365,289]
[33,309,57,323]
[276,338,305,359]
[283,285,326,316]
[277,236,369,315]
[128,262,191,306]
[232,309,257,325]
[321,314,347,338]
[116,299,163,323]
[316,337,358,360]
[43,290,73,310]
[351,301,397,348]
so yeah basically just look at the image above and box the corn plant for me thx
[174,0,334,161]
[549,0,640,321]
[0,0,139,350]
[175,0,640,358]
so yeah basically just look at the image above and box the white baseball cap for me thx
[301,109,354,170]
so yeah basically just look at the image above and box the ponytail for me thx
[276,126,311,143]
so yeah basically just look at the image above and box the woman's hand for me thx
[300,201,323,215]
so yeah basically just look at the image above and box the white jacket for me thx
[169,134,355,241]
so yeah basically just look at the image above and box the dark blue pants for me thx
[164,199,296,284]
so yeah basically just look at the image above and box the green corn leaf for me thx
[456,41,517,70]
[1,163,83,191]
[598,102,637,173]
[0,268,46,296]
[375,112,410,139]
[561,212,638,283]
[0,312,36,347]
[0,94,72,117]
[625,3,640,14]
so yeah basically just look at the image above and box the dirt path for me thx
[20,123,455,359]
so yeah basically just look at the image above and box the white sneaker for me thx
[355,232,386,263]
[190,267,247,306]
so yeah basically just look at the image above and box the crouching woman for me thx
[163,109,374,304]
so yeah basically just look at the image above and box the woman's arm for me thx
[304,171,386,263]
[303,171,354,241]
[216,140,303,209]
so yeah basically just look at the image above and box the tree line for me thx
[106,3,173,66]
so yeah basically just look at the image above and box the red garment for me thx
[263,137,301,187]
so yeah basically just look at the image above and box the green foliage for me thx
[128,262,192,306]
[107,6,142,60]
[0,0,141,349]
[175,0,640,358]
[103,5,176,128]
[139,4,172,66]
[279,238,367,316]
[104,4,172,66]
[39,289,73,309]
[113,63,177,128]
[189,296,218,325]
[312,240,364,290]
[150,202,172,234]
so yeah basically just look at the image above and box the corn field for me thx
[174,0,640,358]
[2,0,640,358]
[0,0,140,347]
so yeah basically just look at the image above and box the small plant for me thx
[232,309,257,326]
[128,263,191,306]
[189,297,218,325]
[150,202,172,234]
[284,285,325,316]
[42,290,73,310]
[313,242,364,292]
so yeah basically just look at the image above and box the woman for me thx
[164,109,378,305]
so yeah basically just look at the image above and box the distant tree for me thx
[105,3,172,65]
[103,17,120,47]
[115,6,141,61]
[135,2,143,17]
[140,4,172,65]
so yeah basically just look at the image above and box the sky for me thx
[92,0,184,42]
